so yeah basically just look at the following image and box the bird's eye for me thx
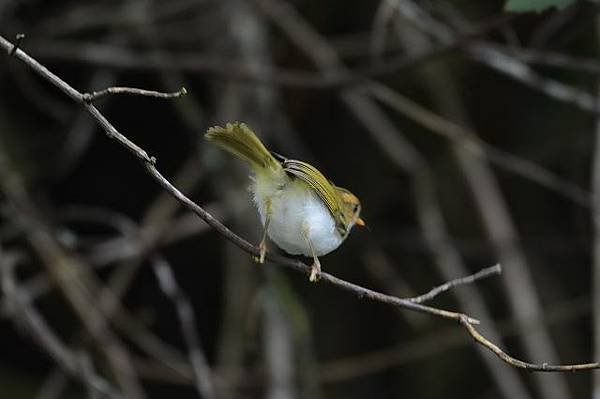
[352,204,359,213]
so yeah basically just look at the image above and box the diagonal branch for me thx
[460,317,599,371]
[408,264,502,304]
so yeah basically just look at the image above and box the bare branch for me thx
[409,264,502,304]
[82,86,187,103]
[460,317,599,371]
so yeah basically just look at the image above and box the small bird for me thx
[205,122,364,282]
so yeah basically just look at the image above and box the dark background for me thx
[0,0,597,398]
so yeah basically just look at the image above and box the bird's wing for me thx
[282,159,344,228]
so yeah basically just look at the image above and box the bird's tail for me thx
[205,122,281,172]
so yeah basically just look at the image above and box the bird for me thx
[205,122,364,282]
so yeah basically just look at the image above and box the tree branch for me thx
[461,318,599,371]
[408,264,502,304]
[82,86,187,103]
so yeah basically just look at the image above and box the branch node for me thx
[81,93,93,103]
[8,34,25,56]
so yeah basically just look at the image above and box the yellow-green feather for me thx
[205,122,281,172]
[283,159,348,233]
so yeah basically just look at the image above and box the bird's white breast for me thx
[252,172,343,257]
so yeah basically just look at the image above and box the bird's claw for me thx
[254,241,267,264]
[309,261,321,283]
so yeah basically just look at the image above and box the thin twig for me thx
[409,264,502,304]
[2,33,598,372]
[460,317,599,371]
[82,86,187,103]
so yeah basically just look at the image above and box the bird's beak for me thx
[356,217,366,227]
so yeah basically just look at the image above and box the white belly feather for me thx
[252,172,343,257]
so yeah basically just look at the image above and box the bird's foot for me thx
[309,259,321,283]
[253,240,268,264]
